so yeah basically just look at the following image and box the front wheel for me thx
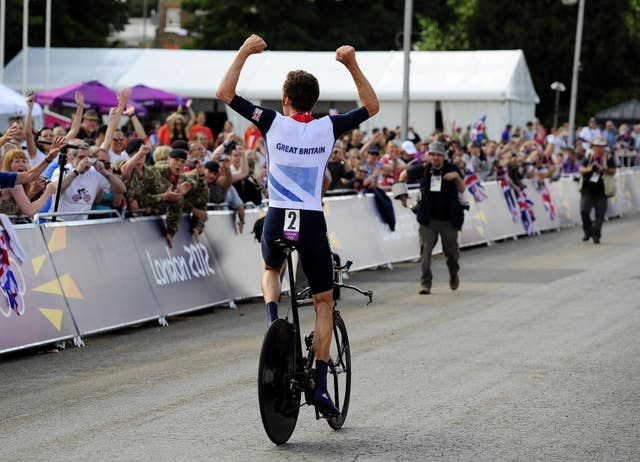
[327,312,351,430]
[258,319,300,444]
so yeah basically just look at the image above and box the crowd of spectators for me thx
[1,91,638,240]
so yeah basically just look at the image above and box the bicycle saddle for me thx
[272,237,298,253]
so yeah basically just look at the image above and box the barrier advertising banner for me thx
[129,218,230,316]
[460,192,490,247]
[324,195,388,271]
[378,195,421,263]
[0,225,78,353]
[203,210,265,300]
[41,221,163,335]
[480,181,526,241]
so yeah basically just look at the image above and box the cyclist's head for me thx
[282,70,319,113]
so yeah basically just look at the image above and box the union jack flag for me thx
[515,187,536,236]
[0,235,20,315]
[251,108,263,122]
[464,166,488,202]
[499,173,519,223]
[471,115,486,142]
[534,179,557,221]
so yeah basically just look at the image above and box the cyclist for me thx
[217,34,379,418]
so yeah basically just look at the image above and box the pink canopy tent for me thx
[35,80,119,114]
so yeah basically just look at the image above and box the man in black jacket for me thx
[397,141,465,294]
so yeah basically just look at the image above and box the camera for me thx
[112,167,122,175]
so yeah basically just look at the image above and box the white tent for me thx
[3,47,538,140]
[0,82,43,131]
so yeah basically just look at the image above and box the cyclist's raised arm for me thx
[216,34,267,105]
[335,45,379,118]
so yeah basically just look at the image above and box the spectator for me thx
[346,129,364,150]
[227,141,262,206]
[108,129,130,164]
[25,91,82,166]
[49,139,126,221]
[326,141,349,190]
[360,144,384,190]
[501,124,512,144]
[0,149,57,218]
[406,126,421,144]
[400,140,419,168]
[396,141,465,294]
[379,140,406,188]
[603,120,617,149]
[120,144,158,217]
[184,141,206,171]
[192,132,213,159]
[214,120,234,148]
[243,122,262,151]
[579,139,616,244]
[632,124,640,152]
[204,159,246,233]
[150,148,208,243]
[523,121,535,141]
[91,147,126,214]
[579,117,602,150]
[189,111,214,147]
[560,146,580,174]
[76,109,100,141]
[158,109,194,146]
[153,146,171,165]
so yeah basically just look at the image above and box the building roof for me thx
[4,47,539,103]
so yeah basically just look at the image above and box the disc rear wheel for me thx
[258,319,301,444]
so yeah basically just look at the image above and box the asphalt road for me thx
[1,215,639,461]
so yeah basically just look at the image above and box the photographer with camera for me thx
[579,138,617,244]
[395,141,465,295]
[48,138,126,221]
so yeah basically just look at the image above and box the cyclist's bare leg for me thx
[312,289,333,361]
[312,288,340,416]
[262,265,282,325]
[261,265,282,303]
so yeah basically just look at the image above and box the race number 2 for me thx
[283,209,300,241]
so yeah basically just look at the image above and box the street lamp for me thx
[550,81,566,129]
[562,0,585,145]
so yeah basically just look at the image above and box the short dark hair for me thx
[282,70,319,113]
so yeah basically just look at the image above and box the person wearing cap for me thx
[217,34,378,418]
[204,159,246,232]
[400,140,419,167]
[396,141,465,294]
[578,138,616,244]
[149,147,208,244]
[77,109,100,141]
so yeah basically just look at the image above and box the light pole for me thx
[562,0,585,145]
[550,81,566,129]
[400,0,413,141]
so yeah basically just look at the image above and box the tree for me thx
[418,0,640,128]
[181,0,428,51]
[4,0,130,66]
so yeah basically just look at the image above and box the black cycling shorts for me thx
[261,207,333,295]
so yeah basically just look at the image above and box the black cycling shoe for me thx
[313,388,340,418]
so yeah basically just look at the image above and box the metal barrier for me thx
[2,172,639,355]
